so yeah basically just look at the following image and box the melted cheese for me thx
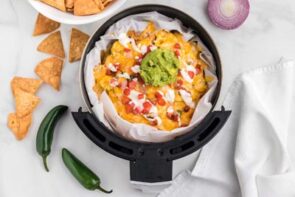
[93,22,209,131]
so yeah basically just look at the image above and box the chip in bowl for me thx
[40,0,66,12]
[38,0,115,16]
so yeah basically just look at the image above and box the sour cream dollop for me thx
[165,89,175,103]
[128,90,145,111]
[180,64,197,83]
[131,65,141,73]
[107,63,117,72]
[179,89,195,108]
[118,33,141,53]
[117,72,130,79]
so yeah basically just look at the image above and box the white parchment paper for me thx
[85,12,217,142]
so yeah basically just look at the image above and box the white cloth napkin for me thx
[159,59,295,197]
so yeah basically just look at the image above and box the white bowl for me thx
[28,0,126,25]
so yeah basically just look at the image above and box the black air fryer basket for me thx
[72,5,231,184]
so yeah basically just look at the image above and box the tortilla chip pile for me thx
[40,0,114,16]
[7,14,90,140]
[8,77,42,140]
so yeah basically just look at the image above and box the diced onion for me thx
[207,0,250,30]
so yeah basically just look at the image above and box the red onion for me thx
[207,0,250,30]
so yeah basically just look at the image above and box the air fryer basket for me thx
[72,5,231,183]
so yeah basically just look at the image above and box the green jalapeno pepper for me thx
[36,105,68,172]
[62,148,112,194]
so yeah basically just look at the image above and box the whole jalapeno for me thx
[36,105,68,172]
[62,148,112,194]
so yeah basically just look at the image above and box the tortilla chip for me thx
[7,113,32,140]
[35,57,63,91]
[15,88,40,118]
[69,28,90,62]
[101,0,113,7]
[37,31,65,58]
[11,77,43,95]
[93,0,104,10]
[7,113,19,136]
[41,0,66,12]
[74,0,101,16]
[33,13,60,36]
[65,0,75,8]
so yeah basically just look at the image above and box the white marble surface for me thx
[1,0,295,196]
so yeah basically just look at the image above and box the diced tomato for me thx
[155,91,163,99]
[138,93,144,99]
[128,80,137,89]
[125,103,134,113]
[141,109,148,114]
[121,96,130,104]
[157,98,166,106]
[175,79,183,89]
[166,112,173,119]
[143,101,152,113]
[196,65,201,74]
[129,102,135,108]
[177,79,183,85]
[143,101,152,109]
[114,63,121,71]
[174,50,180,57]
[188,71,195,79]
[124,48,131,53]
[147,45,152,53]
[174,43,181,49]
[133,107,141,114]
[171,113,179,121]
[123,88,130,96]
[137,76,144,84]
[106,69,113,76]
[150,120,158,126]
[110,78,118,87]
[118,80,127,90]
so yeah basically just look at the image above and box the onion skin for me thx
[207,0,250,30]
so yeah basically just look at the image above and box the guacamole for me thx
[140,49,180,87]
